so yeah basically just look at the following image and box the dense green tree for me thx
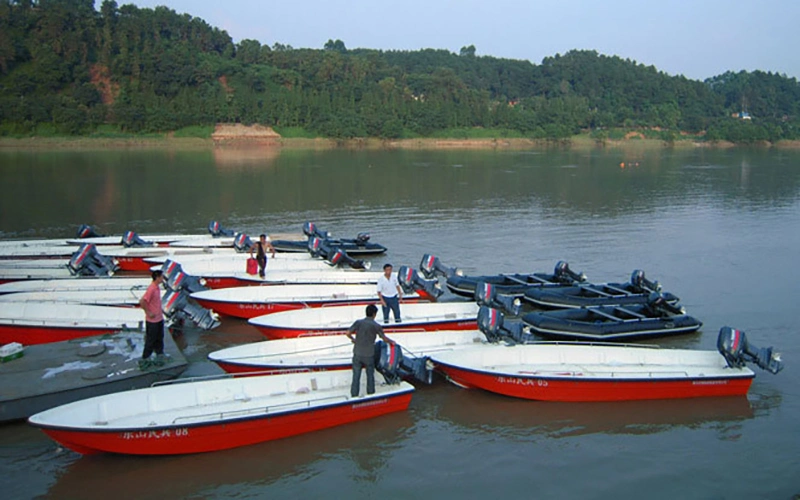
[0,1,798,143]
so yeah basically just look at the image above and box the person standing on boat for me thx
[377,263,403,323]
[138,269,165,366]
[347,304,393,397]
[250,233,275,278]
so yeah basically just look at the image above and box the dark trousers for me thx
[382,296,401,323]
[351,354,375,397]
[257,256,267,278]
[142,320,164,359]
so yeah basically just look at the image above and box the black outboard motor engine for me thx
[122,231,155,248]
[303,222,329,239]
[307,236,327,258]
[717,326,783,374]
[355,232,370,245]
[398,265,443,300]
[326,247,369,270]
[67,244,118,277]
[374,340,433,385]
[162,289,221,331]
[208,220,235,237]
[233,232,254,253]
[419,254,462,280]
[630,269,662,293]
[477,306,531,344]
[474,281,521,315]
[645,292,685,316]
[162,259,208,294]
[76,224,102,239]
[553,261,587,284]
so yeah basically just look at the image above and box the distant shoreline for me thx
[1,135,798,151]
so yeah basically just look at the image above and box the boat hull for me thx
[434,363,754,402]
[35,391,412,455]
[0,324,131,345]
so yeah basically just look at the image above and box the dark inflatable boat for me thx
[524,270,679,309]
[271,222,387,255]
[521,293,702,341]
[444,261,587,298]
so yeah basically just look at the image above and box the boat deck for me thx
[0,331,187,422]
[35,371,410,430]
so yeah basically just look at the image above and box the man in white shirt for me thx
[376,263,403,323]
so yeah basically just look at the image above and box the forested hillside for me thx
[1,0,799,143]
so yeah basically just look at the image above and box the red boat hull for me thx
[435,363,755,402]
[254,319,477,340]
[115,256,154,272]
[37,391,412,455]
[0,324,127,345]
[195,297,427,320]
[214,360,350,375]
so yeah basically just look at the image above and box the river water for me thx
[0,146,798,499]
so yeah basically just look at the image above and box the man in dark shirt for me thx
[347,304,393,397]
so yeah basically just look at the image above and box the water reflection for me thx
[430,384,765,441]
[44,410,412,499]
[1,148,799,238]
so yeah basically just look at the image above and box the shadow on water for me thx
[425,382,783,441]
[42,409,413,499]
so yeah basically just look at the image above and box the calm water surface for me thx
[0,146,799,499]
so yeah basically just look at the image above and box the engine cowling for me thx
[419,254,461,280]
[717,326,783,374]
[208,220,235,237]
[474,282,521,315]
[122,231,155,248]
[398,265,443,300]
[375,340,432,385]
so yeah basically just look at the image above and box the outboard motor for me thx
[375,340,433,385]
[326,247,369,270]
[419,254,462,280]
[233,232,254,252]
[307,236,329,259]
[474,282,521,315]
[162,289,221,331]
[477,306,531,344]
[76,224,102,238]
[208,220,235,237]
[162,260,207,294]
[67,244,118,277]
[717,326,783,374]
[122,231,155,248]
[355,232,370,245]
[645,292,685,316]
[303,221,329,239]
[553,261,587,284]
[630,270,662,293]
[398,265,443,300]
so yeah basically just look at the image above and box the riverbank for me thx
[2,134,797,151]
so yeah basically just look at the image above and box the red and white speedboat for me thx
[248,302,479,339]
[191,285,428,319]
[0,301,145,345]
[209,330,487,373]
[28,370,414,455]
[431,327,784,402]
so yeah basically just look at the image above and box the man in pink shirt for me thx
[138,269,165,365]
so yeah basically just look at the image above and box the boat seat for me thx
[578,285,612,297]
[613,306,647,319]
[603,284,632,295]
[586,308,623,322]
